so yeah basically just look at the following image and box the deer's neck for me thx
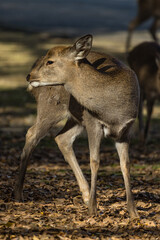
[64,61,105,113]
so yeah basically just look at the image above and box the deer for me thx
[14,57,90,206]
[127,41,160,143]
[126,0,160,52]
[24,34,140,218]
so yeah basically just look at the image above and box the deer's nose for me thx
[26,74,31,82]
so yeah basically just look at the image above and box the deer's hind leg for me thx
[84,112,103,215]
[115,141,139,219]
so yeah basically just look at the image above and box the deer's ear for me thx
[70,35,93,61]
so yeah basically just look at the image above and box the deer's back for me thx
[68,51,140,130]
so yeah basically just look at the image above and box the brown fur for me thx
[15,35,140,218]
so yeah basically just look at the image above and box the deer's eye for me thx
[47,60,54,65]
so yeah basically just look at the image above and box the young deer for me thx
[126,0,160,52]
[26,35,140,218]
[14,57,90,206]
[128,41,160,143]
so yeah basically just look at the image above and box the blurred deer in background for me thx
[126,0,160,52]
[25,35,140,218]
[128,41,160,143]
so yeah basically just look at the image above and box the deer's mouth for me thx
[30,80,58,87]
[30,80,64,87]
[30,80,41,87]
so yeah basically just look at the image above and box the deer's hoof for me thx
[88,201,97,216]
[129,208,139,220]
[88,206,97,216]
[82,190,90,206]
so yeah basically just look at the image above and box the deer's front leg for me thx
[55,119,90,205]
[14,124,40,201]
[14,121,53,201]
[115,141,139,219]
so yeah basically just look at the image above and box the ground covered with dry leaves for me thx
[0,130,160,240]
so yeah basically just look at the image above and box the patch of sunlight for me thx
[143,102,160,118]
[38,42,65,51]
[0,75,28,89]
[94,31,160,54]
[38,35,73,50]
[0,43,34,67]
[152,105,160,118]
[94,31,127,54]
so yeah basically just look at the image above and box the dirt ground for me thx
[0,129,160,239]
[0,30,160,239]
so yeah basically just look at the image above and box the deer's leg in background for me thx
[126,16,148,53]
[138,91,145,143]
[144,98,155,141]
[55,118,90,205]
[150,17,160,42]
[115,141,139,219]
[126,18,139,53]
[84,112,103,215]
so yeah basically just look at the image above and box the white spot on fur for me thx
[103,127,110,137]
[30,81,40,87]
[98,120,110,137]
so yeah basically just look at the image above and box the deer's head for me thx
[27,35,93,87]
